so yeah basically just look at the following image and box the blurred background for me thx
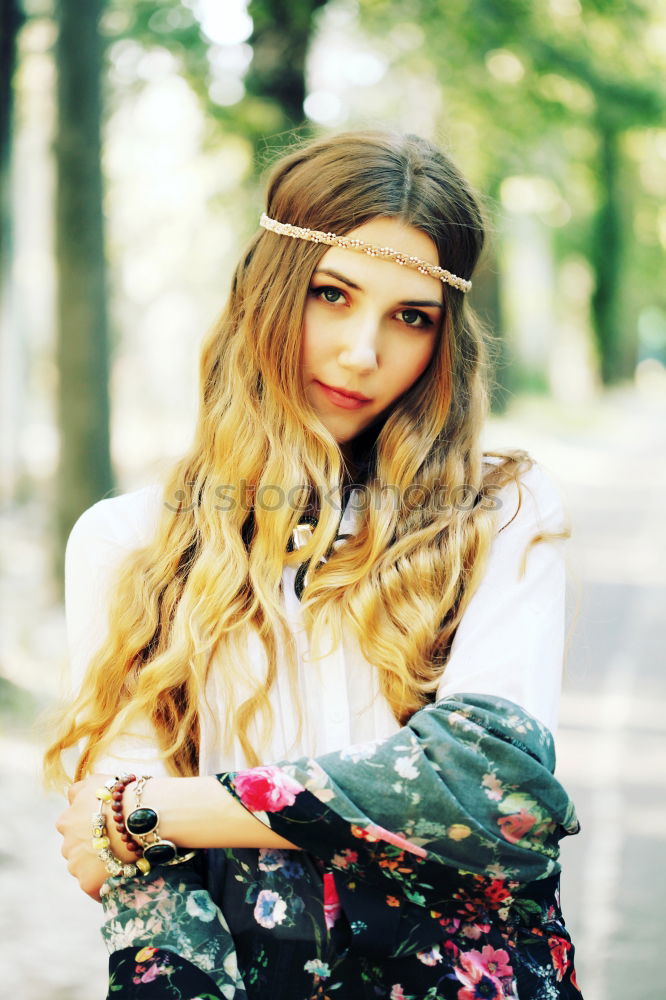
[1,1,664,997]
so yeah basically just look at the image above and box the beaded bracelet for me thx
[125,775,196,867]
[92,778,151,878]
[110,773,142,854]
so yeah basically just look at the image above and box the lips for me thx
[315,380,373,411]
[317,381,371,402]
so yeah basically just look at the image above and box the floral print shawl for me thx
[100,694,583,999]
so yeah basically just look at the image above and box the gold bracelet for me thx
[92,778,151,878]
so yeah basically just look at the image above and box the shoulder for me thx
[484,457,569,539]
[65,483,164,569]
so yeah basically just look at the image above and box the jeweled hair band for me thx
[259,213,472,293]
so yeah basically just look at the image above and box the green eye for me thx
[308,285,345,304]
[398,309,431,327]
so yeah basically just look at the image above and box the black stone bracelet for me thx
[126,775,197,867]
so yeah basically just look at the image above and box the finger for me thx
[60,836,79,862]
[82,875,105,901]
[61,833,81,861]
[66,846,91,877]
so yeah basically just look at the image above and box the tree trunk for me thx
[590,123,627,384]
[0,0,24,276]
[53,0,113,591]
[247,0,328,129]
[0,0,25,504]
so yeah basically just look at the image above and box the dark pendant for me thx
[293,533,354,600]
[287,506,354,602]
[143,839,178,865]
[126,807,158,836]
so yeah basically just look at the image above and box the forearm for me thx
[115,775,299,858]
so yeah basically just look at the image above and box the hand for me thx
[55,774,132,901]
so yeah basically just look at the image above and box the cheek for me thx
[397,339,438,388]
[300,308,333,370]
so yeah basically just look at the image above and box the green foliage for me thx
[103,0,326,166]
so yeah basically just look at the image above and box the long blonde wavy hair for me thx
[44,129,566,787]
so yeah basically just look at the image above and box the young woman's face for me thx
[301,217,444,453]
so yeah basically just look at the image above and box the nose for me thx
[336,312,380,374]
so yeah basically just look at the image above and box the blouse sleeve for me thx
[63,485,169,776]
[435,462,570,735]
[217,694,580,904]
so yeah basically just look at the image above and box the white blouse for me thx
[63,461,569,777]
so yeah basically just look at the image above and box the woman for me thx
[46,129,583,999]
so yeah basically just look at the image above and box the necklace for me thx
[287,502,354,601]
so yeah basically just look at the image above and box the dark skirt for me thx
[107,847,582,999]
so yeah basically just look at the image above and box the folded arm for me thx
[215,693,580,898]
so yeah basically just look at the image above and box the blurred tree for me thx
[526,30,664,383]
[245,0,327,132]
[53,0,113,591]
[0,0,25,294]
[110,0,326,165]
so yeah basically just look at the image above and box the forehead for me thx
[316,217,443,302]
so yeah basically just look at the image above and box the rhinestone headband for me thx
[259,213,472,293]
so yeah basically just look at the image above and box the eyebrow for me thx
[314,268,444,310]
